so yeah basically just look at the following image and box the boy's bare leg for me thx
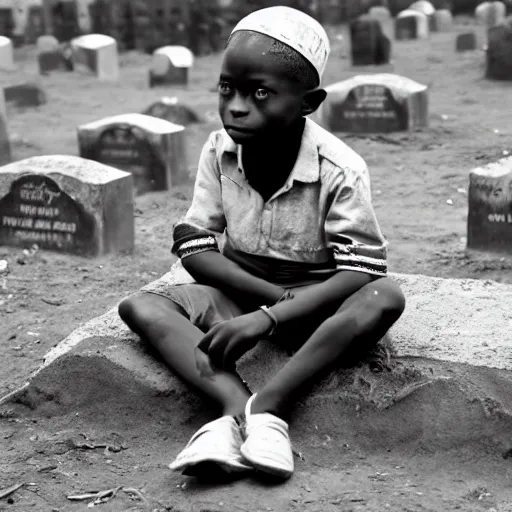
[251,277,405,418]
[119,293,251,417]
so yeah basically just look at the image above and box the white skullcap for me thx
[230,6,331,84]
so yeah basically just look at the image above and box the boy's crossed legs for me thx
[118,277,405,479]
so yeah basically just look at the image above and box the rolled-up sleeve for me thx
[324,164,388,277]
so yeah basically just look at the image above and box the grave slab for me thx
[0,35,13,70]
[395,9,429,40]
[149,45,194,87]
[0,88,11,166]
[467,155,512,253]
[486,19,512,80]
[78,113,188,195]
[3,83,46,108]
[142,96,201,126]
[70,33,119,81]
[0,155,134,256]
[317,74,428,133]
[456,32,477,52]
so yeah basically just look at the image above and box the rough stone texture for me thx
[486,18,512,80]
[476,1,506,28]
[70,33,119,81]
[316,74,428,133]
[431,9,453,32]
[0,155,134,256]
[0,35,13,70]
[395,9,429,40]
[78,113,188,195]
[467,155,512,253]
[0,88,10,166]
[142,96,201,126]
[350,16,391,66]
[456,31,477,51]
[3,82,46,108]
[149,45,193,87]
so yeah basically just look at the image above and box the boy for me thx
[119,6,405,480]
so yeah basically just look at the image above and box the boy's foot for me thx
[240,394,294,479]
[169,416,253,476]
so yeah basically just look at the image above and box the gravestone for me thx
[350,16,391,66]
[0,7,14,40]
[409,0,436,31]
[70,33,119,81]
[0,89,11,166]
[25,5,46,44]
[4,83,46,108]
[0,155,134,256]
[367,6,393,39]
[149,46,194,88]
[142,97,201,126]
[431,9,453,32]
[395,9,429,40]
[317,74,429,133]
[467,156,512,254]
[456,32,477,52]
[0,36,13,70]
[475,1,506,28]
[77,113,188,195]
[486,19,512,80]
[37,35,69,75]
[43,0,81,42]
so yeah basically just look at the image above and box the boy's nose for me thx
[228,94,249,118]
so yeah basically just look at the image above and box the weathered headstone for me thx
[70,33,119,81]
[431,9,453,32]
[317,74,429,133]
[395,9,429,40]
[3,83,46,108]
[77,113,188,195]
[142,97,201,126]
[467,156,512,254]
[37,35,67,75]
[350,16,391,66]
[475,1,506,28]
[0,155,134,256]
[149,46,194,87]
[456,32,477,52]
[0,7,14,40]
[25,5,46,44]
[0,35,13,70]
[367,6,393,39]
[0,89,11,166]
[486,19,512,80]
[409,0,436,31]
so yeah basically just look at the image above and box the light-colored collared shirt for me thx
[171,118,387,286]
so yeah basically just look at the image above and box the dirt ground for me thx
[2,16,512,511]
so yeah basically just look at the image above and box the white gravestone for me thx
[0,88,11,165]
[316,74,429,133]
[432,9,453,32]
[77,113,188,195]
[395,10,429,40]
[70,33,119,81]
[475,1,506,28]
[149,45,194,87]
[0,36,13,70]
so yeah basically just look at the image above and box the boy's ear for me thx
[301,88,327,116]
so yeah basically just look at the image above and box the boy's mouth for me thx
[224,125,256,134]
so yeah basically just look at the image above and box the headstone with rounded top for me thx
[486,19,512,80]
[409,0,436,31]
[467,156,512,254]
[3,83,46,108]
[0,89,11,166]
[368,6,393,38]
[37,34,66,74]
[142,97,201,126]
[77,113,188,195]
[350,16,391,66]
[456,32,477,52]
[316,74,429,133]
[149,46,194,87]
[0,155,134,257]
[475,1,506,28]
[70,33,119,81]
[431,9,453,32]
[0,36,13,70]
[395,10,429,40]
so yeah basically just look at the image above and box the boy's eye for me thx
[254,88,269,100]
[218,82,233,96]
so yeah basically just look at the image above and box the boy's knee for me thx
[367,278,405,322]
[118,293,155,329]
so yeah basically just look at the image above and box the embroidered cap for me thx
[230,6,331,84]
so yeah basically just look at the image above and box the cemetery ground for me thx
[2,17,512,512]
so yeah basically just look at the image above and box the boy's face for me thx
[218,34,307,145]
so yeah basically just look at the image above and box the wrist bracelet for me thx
[259,305,278,338]
[276,290,294,304]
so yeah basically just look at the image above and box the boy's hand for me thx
[195,311,273,372]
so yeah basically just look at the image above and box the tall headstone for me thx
[0,155,134,256]
[486,19,512,80]
[42,0,81,42]
[368,6,393,39]
[77,113,188,195]
[25,5,46,44]
[467,156,512,254]
[350,16,391,66]
[0,89,11,166]
[456,32,477,52]
[70,33,119,81]
[395,10,429,40]
[0,6,14,40]
[3,83,46,108]
[142,97,201,126]
[409,0,436,31]
[475,1,506,29]
[316,74,429,133]
[149,46,194,87]
[431,9,453,32]
[0,35,13,70]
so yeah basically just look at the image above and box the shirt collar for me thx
[219,117,320,183]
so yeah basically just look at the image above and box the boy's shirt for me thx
[171,117,388,286]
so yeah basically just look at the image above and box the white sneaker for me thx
[169,416,253,476]
[240,394,294,479]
